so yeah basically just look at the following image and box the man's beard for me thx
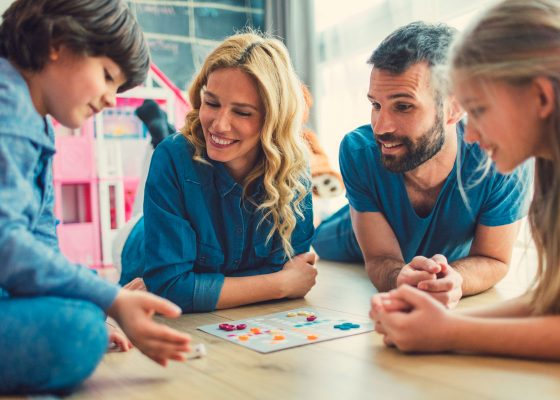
[377,108,445,173]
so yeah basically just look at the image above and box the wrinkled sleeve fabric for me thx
[0,135,118,310]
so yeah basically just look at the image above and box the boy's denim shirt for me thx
[0,58,118,310]
[142,133,315,312]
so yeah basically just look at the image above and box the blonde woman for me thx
[370,0,560,359]
[119,32,317,312]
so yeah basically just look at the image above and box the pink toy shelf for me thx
[52,117,102,267]
[52,63,190,269]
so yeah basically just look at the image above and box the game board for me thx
[197,307,374,353]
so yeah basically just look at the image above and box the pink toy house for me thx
[52,64,190,269]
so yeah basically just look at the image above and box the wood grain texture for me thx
[11,244,560,399]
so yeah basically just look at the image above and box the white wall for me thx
[0,0,12,18]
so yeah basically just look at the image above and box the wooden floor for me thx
[9,237,560,400]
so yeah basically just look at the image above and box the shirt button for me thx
[236,227,242,234]
[234,259,239,264]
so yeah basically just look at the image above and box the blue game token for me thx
[334,322,360,330]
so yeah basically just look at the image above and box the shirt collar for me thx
[212,160,242,197]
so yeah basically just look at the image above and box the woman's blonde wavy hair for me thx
[181,31,309,257]
[451,0,560,315]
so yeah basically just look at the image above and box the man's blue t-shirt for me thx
[339,123,531,263]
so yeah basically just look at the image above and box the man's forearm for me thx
[451,255,509,296]
[365,257,404,292]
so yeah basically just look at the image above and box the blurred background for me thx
[1,0,509,270]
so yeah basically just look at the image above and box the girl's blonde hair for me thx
[182,31,309,257]
[451,0,560,314]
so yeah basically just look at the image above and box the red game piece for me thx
[307,315,317,321]
[219,323,236,331]
[236,324,247,330]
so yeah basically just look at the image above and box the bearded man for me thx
[312,21,531,308]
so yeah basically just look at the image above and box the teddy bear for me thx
[301,85,345,199]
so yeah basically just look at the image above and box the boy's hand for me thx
[107,289,191,366]
[107,321,133,352]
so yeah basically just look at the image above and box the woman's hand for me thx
[278,252,318,298]
[123,277,147,291]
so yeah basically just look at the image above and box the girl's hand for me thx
[371,285,455,353]
[370,292,411,347]
[278,252,318,298]
[107,289,191,366]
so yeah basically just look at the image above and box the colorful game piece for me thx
[334,322,361,330]
[287,312,297,317]
[198,308,374,353]
[186,343,207,360]
[219,323,237,331]
[236,324,247,330]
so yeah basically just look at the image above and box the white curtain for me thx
[265,0,318,130]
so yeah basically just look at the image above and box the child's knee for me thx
[52,302,108,388]
[34,300,108,394]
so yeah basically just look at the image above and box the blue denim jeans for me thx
[0,292,108,395]
[312,204,364,263]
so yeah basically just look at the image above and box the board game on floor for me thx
[198,307,375,353]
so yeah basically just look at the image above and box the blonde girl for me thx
[370,0,560,359]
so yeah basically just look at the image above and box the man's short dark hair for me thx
[368,21,457,73]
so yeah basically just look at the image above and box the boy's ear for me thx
[49,48,59,61]
[48,42,63,61]
[445,95,464,125]
[533,76,556,119]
